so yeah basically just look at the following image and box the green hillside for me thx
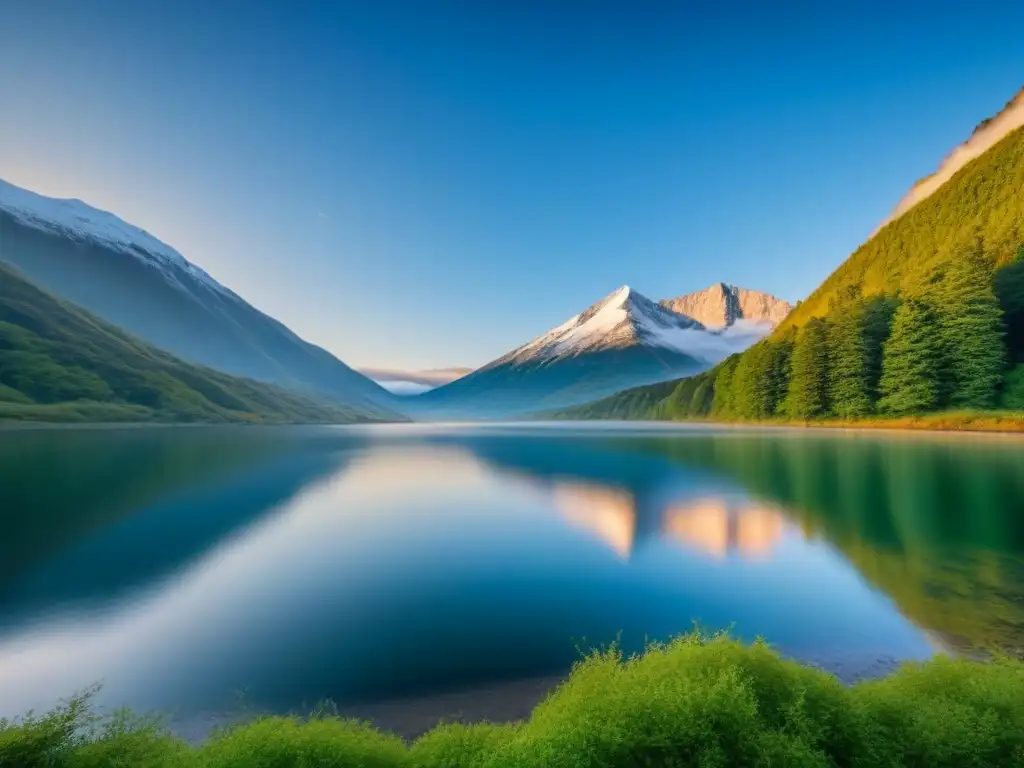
[0,263,392,424]
[784,122,1024,330]
[563,121,1024,426]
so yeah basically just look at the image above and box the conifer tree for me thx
[930,246,1006,409]
[862,295,898,401]
[730,343,765,419]
[877,299,944,415]
[711,356,740,417]
[732,338,791,419]
[784,317,830,419]
[827,300,873,418]
[763,336,794,415]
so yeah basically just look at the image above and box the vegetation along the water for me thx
[3,632,1024,767]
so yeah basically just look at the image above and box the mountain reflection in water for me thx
[549,482,787,562]
[663,498,786,560]
[0,425,1022,723]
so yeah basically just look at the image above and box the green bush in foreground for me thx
[3,633,1024,767]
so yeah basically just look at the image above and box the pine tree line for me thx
[695,243,1024,421]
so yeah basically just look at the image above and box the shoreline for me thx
[165,651,908,745]
[6,411,1024,436]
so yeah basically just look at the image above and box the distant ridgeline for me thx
[0,263,389,424]
[563,123,1024,423]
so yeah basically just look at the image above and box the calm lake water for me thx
[1,423,1023,723]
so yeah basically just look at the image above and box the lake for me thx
[1,423,1023,736]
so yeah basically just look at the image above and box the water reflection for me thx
[0,425,1021,722]
[662,498,786,560]
[617,432,1024,655]
[552,482,637,559]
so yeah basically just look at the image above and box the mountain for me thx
[873,87,1024,236]
[660,283,792,329]
[0,178,400,416]
[559,91,1024,423]
[410,285,774,418]
[0,262,391,424]
[785,90,1024,332]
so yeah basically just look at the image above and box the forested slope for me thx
[0,263,392,424]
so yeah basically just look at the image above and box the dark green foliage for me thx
[862,295,899,401]
[927,246,1006,409]
[728,338,792,419]
[545,378,681,420]
[547,369,720,422]
[825,294,898,418]
[0,263,387,424]
[656,369,717,420]
[710,354,741,416]
[1003,365,1024,409]
[729,344,764,419]
[994,247,1024,363]
[783,317,831,419]
[828,302,875,418]
[6,636,1024,767]
[878,300,944,415]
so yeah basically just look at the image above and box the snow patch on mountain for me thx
[490,285,781,372]
[0,177,231,298]
[491,284,770,369]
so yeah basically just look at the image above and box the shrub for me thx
[4,634,1024,767]
[409,722,520,768]
[195,715,408,767]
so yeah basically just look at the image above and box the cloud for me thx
[359,367,471,386]
[317,211,329,220]
[373,379,435,396]
[645,319,774,364]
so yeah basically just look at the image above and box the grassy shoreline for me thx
[4,633,1023,767]
[570,410,1024,435]
[705,411,1024,434]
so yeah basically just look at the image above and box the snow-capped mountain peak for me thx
[0,177,231,298]
[492,285,708,368]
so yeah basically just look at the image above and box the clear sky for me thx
[2,1,1023,370]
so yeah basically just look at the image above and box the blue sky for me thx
[2,1,1023,370]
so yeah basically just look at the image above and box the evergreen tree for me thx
[827,300,874,418]
[730,343,765,419]
[690,377,714,415]
[732,339,791,419]
[824,293,897,418]
[930,246,1006,409]
[862,295,898,401]
[763,336,794,415]
[877,299,944,415]
[784,317,830,419]
[711,356,740,417]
